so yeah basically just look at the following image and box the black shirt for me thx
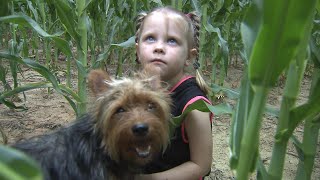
[145,76,212,173]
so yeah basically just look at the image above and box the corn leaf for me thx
[0,14,72,57]
[0,82,51,100]
[248,0,317,87]
[241,0,262,58]
[51,0,81,50]
[169,99,231,137]
[111,36,135,48]
[229,68,253,170]
[171,100,232,128]
[0,99,27,110]
[0,0,9,17]
[0,145,43,180]
[190,0,201,14]
[204,22,229,74]
[310,37,320,66]
[0,52,62,94]
[289,68,320,131]
[212,84,279,117]
[257,155,269,179]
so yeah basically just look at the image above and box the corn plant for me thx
[229,0,319,180]
[0,145,43,180]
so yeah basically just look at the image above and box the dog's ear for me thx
[88,69,111,96]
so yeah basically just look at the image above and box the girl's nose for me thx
[154,42,165,54]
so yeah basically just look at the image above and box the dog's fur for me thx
[13,69,171,180]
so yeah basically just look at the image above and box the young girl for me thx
[135,7,213,180]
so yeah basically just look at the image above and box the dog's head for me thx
[87,69,171,167]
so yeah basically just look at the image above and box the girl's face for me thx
[136,12,195,85]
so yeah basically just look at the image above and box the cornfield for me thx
[0,0,319,180]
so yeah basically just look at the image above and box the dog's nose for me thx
[132,123,149,136]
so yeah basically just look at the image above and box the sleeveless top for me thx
[145,76,213,173]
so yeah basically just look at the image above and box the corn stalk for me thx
[293,36,320,180]
[231,0,318,179]
[76,0,88,115]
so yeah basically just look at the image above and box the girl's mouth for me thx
[151,59,166,64]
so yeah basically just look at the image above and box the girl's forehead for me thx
[143,12,189,34]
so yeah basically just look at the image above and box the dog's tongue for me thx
[135,145,151,158]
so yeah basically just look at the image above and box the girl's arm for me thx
[135,110,213,180]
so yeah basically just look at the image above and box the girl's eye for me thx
[168,38,177,45]
[146,36,155,42]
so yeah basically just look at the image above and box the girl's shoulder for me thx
[170,76,211,116]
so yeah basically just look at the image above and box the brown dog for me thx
[13,69,171,180]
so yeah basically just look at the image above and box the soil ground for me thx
[0,60,319,180]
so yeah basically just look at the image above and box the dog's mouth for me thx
[135,145,151,158]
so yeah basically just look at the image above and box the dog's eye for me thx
[147,103,156,111]
[115,107,125,114]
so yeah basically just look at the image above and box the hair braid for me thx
[135,12,147,63]
[186,12,210,95]
[186,12,200,61]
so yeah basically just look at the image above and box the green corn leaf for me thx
[0,82,51,100]
[0,52,62,94]
[241,0,263,58]
[0,82,50,110]
[63,95,79,117]
[26,0,39,21]
[289,69,320,131]
[169,100,232,137]
[0,0,9,17]
[0,99,27,110]
[59,85,82,102]
[0,14,72,57]
[51,0,81,50]
[248,0,317,87]
[150,0,163,6]
[0,81,80,113]
[82,0,94,15]
[289,101,320,131]
[256,155,269,180]
[0,145,43,180]
[111,36,135,48]
[0,64,7,83]
[170,100,232,129]
[211,84,279,117]
[204,23,229,65]
[310,37,320,66]
[92,51,109,69]
[190,0,201,14]
[229,68,253,170]
[291,135,304,160]
[212,84,239,99]
[75,60,88,78]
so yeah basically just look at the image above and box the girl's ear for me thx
[185,48,197,66]
[135,43,139,55]
[136,43,140,63]
[189,48,198,60]
[185,59,191,66]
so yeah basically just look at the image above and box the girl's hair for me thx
[135,7,210,95]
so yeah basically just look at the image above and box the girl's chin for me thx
[142,63,164,77]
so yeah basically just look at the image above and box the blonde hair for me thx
[135,7,210,95]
